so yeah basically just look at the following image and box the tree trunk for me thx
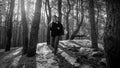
[12,22,17,47]
[58,0,62,40]
[0,15,2,46]
[96,5,99,41]
[58,0,62,23]
[45,0,51,45]
[104,1,120,68]
[65,0,71,40]
[21,0,29,54]
[76,0,79,25]
[70,0,84,40]
[27,0,42,57]
[26,0,31,23]
[1,27,6,49]
[16,0,20,47]
[17,23,22,47]
[5,0,15,51]
[88,0,98,49]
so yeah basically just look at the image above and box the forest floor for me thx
[0,39,107,68]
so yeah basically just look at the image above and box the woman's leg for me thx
[54,36,60,55]
[51,36,55,48]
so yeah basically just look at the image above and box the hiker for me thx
[49,15,64,55]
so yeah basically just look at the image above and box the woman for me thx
[49,15,64,55]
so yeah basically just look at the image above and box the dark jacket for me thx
[50,21,64,37]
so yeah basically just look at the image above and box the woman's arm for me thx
[49,22,52,30]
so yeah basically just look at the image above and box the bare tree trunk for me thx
[88,0,98,49]
[104,0,120,68]
[21,0,29,54]
[12,22,17,47]
[45,0,51,45]
[16,0,20,47]
[58,0,62,40]
[17,23,22,47]
[16,23,20,46]
[0,15,2,47]
[26,0,31,23]
[96,7,99,41]
[58,0,62,23]
[1,27,6,49]
[70,0,84,40]
[27,0,42,57]
[76,0,79,25]
[5,0,15,51]
[65,0,71,40]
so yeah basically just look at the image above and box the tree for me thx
[104,0,120,68]
[58,0,62,40]
[0,20,1,48]
[88,0,98,49]
[45,0,52,45]
[5,0,15,51]
[21,0,29,54]
[16,0,21,47]
[58,0,62,23]
[65,0,71,40]
[0,1,2,45]
[70,0,84,40]
[27,0,42,57]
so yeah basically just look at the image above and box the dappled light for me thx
[3,47,22,60]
